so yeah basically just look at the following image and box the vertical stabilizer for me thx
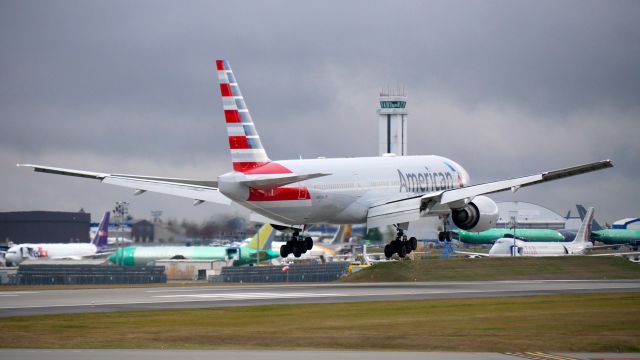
[91,211,110,249]
[576,204,603,230]
[245,224,275,250]
[572,207,594,244]
[216,59,271,172]
[330,225,346,244]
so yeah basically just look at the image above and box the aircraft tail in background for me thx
[245,223,276,250]
[91,211,110,249]
[572,207,594,245]
[576,204,603,230]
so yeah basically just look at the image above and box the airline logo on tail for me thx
[92,211,110,249]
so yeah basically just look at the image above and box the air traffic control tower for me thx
[377,91,408,156]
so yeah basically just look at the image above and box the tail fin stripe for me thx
[220,83,233,97]
[224,110,242,123]
[229,136,251,149]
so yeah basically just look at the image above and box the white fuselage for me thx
[489,238,593,257]
[5,243,98,266]
[218,155,470,225]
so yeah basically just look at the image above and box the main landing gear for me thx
[384,226,418,259]
[438,231,452,242]
[279,229,314,258]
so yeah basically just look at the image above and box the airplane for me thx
[576,204,640,246]
[108,223,279,266]
[5,211,110,266]
[456,207,624,257]
[18,58,613,260]
[453,228,566,244]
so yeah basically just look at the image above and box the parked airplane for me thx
[5,211,110,266]
[576,204,640,246]
[457,207,618,257]
[453,228,566,244]
[18,59,613,260]
[108,223,279,266]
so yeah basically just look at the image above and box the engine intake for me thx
[450,196,499,232]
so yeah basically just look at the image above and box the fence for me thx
[209,262,350,283]
[14,264,166,285]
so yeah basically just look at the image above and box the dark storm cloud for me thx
[0,0,638,222]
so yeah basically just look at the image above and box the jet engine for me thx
[450,196,499,232]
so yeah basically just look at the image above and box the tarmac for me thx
[1,279,639,317]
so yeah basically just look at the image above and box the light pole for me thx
[113,201,129,266]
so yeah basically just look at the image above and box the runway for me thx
[1,279,639,317]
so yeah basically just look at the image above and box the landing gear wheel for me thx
[397,243,407,258]
[445,231,452,242]
[304,237,313,251]
[292,243,302,258]
[300,243,308,254]
[280,244,289,258]
[405,243,412,254]
[438,232,446,242]
[409,237,418,251]
[384,244,394,259]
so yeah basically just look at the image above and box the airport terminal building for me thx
[0,211,90,244]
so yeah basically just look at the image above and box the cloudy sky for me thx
[1,1,638,225]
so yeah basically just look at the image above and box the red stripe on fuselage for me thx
[229,136,250,149]
[220,83,232,97]
[243,162,292,174]
[248,187,310,201]
[233,162,270,172]
[224,110,241,123]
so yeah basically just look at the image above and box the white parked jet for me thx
[5,211,111,266]
[18,59,613,259]
[459,207,597,257]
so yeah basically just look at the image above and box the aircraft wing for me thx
[366,160,612,229]
[590,252,640,257]
[17,164,232,205]
[454,250,489,258]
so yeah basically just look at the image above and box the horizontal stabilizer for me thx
[17,164,231,205]
[239,172,330,189]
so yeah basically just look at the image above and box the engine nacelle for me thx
[450,195,499,232]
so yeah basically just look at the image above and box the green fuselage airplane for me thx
[108,224,279,266]
[453,228,565,244]
[591,229,640,245]
[108,246,279,266]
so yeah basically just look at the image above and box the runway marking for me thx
[0,291,40,296]
[154,292,341,299]
[504,352,578,360]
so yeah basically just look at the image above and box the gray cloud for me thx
[1,0,638,223]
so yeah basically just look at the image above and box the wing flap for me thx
[366,197,422,229]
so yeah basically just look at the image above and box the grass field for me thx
[343,256,640,282]
[3,293,639,351]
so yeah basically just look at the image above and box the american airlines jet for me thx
[18,59,613,259]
